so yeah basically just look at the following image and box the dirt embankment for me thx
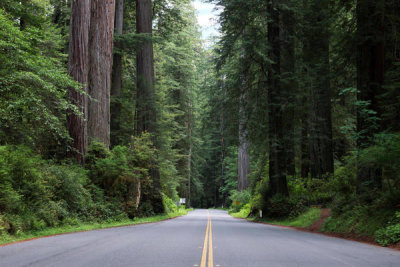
[308,208,331,232]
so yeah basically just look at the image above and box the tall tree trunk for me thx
[186,87,193,208]
[268,0,289,196]
[280,0,296,176]
[238,93,250,191]
[221,74,227,206]
[304,0,333,179]
[356,0,385,192]
[300,114,310,178]
[87,0,115,147]
[187,145,192,208]
[136,0,156,134]
[67,0,91,164]
[238,46,250,191]
[136,0,164,214]
[111,0,124,146]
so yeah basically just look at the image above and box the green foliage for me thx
[0,9,78,155]
[229,189,251,212]
[0,145,96,233]
[0,135,190,239]
[46,164,93,218]
[219,146,239,202]
[162,194,178,213]
[0,146,51,215]
[358,133,400,191]
[230,203,251,218]
[263,194,306,219]
[86,134,157,218]
[375,212,400,246]
[322,203,394,238]
[287,176,336,205]
[266,208,322,228]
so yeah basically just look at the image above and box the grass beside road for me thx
[230,206,322,228]
[0,209,192,246]
[259,208,322,228]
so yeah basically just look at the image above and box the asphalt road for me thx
[1,209,400,267]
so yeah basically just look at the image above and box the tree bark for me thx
[136,0,164,214]
[67,0,91,164]
[186,86,193,208]
[221,74,227,206]
[136,0,156,134]
[238,45,250,191]
[304,0,334,179]
[111,0,124,146]
[268,0,289,196]
[238,94,250,191]
[356,0,385,192]
[280,0,296,176]
[87,0,115,147]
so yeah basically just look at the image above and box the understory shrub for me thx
[85,134,156,218]
[230,203,251,218]
[163,194,178,213]
[229,189,251,212]
[263,194,306,218]
[375,212,400,246]
[0,138,186,237]
[0,145,103,233]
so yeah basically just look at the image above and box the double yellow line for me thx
[200,210,213,267]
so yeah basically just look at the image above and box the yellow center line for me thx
[208,214,213,267]
[200,212,210,267]
[200,210,214,267]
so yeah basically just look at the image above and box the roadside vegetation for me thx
[227,137,400,246]
[0,0,199,245]
[0,208,189,246]
[198,0,400,249]
[1,0,400,251]
[0,142,190,245]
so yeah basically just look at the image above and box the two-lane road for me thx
[1,209,399,266]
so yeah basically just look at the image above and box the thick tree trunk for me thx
[304,0,334,179]
[136,0,156,134]
[280,1,296,176]
[67,0,91,164]
[136,0,164,214]
[87,0,115,147]
[268,0,289,196]
[238,47,250,191]
[111,0,124,146]
[238,97,250,191]
[356,0,385,192]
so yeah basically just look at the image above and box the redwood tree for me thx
[87,0,115,147]
[238,43,250,191]
[268,0,288,196]
[67,0,91,164]
[136,0,164,213]
[303,0,334,179]
[111,0,124,146]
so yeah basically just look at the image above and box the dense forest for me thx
[1,0,400,247]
